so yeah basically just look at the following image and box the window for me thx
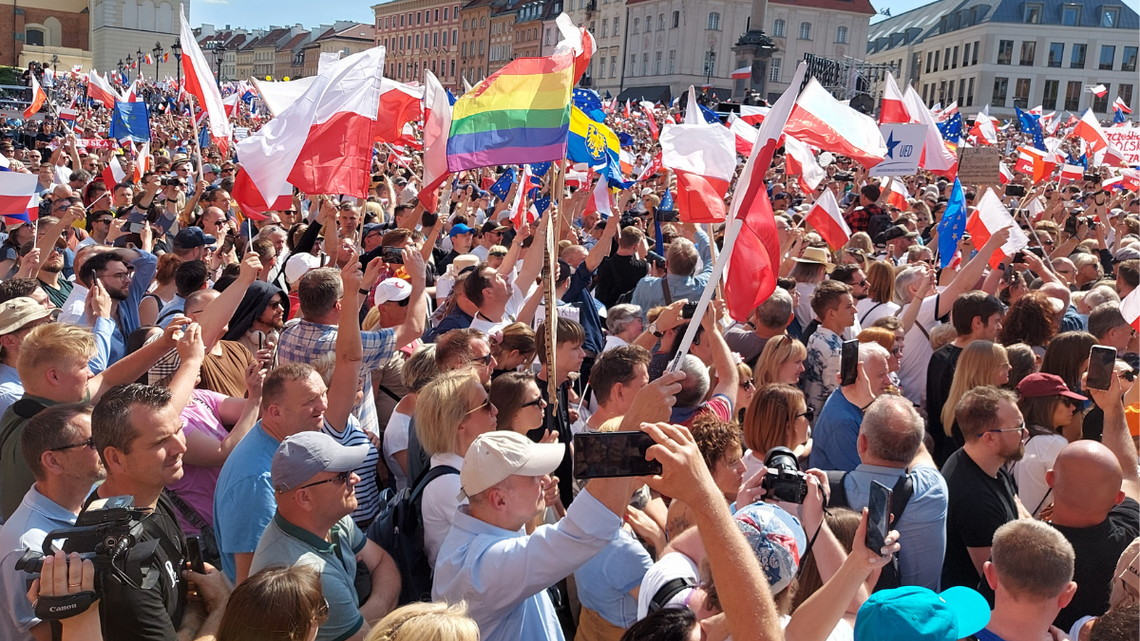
[957,78,965,104]
[1100,7,1120,27]
[1024,4,1041,23]
[1047,43,1063,67]
[462,42,467,56]
[598,57,605,78]
[1099,45,1115,70]
[798,21,811,40]
[633,18,639,33]
[972,40,979,65]
[962,42,970,67]
[453,29,458,44]
[922,83,929,105]
[672,11,679,28]
[399,36,404,50]
[669,50,675,73]
[952,45,958,68]
[481,17,486,27]
[769,57,781,83]
[1061,4,1080,26]
[433,32,438,48]
[642,53,648,76]
[601,19,607,36]
[934,49,940,70]
[966,77,974,106]
[479,40,484,55]
[658,14,664,30]
[1042,80,1059,110]
[444,7,449,20]
[400,15,405,26]
[939,80,946,103]
[773,19,785,38]
[1071,43,1086,68]
[1014,78,1031,107]
[655,51,662,75]
[1064,81,1081,111]
[925,51,933,73]
[997,40,1013,65]
[645,14,652,32]
[417,11,422,24]
[451,59,455,76]
[630,54,636,76]
[704,50,717,76]
[835,26,848,44]
[1093,84,1111,112]
[464,19,468,30]
[993,77,1009,106]
[943,48,950,70]
[416,34,421,48]
[435,9,440,21]
[613,18,619,35]
[545,28,550,44]
[1119,85,1134,112]
[948,80,955,102]
[1124,47,1138,72]
[1019,42,1035,66]
[708,12,720,31]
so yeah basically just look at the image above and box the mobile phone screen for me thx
[381,246,405,264]
[573,431,663,479]
[1086,345,1117,391]
[840,339,860,387]
[865,480,892,555]
[186,536,205,575]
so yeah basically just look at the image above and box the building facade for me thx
[1,0,90,70]
[90,0,186,75]
[373,0,461,89]
[459,0,495,85]
[866,0,1139,117]
[758,0,874,101]
[487,4,516,75]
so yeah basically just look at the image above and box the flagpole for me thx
[188,95,206,184]
[544,158,565,414]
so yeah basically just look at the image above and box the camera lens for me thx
[764,446,800,472]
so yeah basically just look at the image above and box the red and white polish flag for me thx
[879,72,910,124]
[102,158,127,189]
[1114,97,1132,114]
[970,112,998,145]
[233,47,386,214]
[87,71,121,106]
[1059,164,1083,183]
[418,70,452,213]
[726,113,758,157]
[1073,110,1126,166]
[784,78,887,169]
[784,135,826,193]
[132,142,152,184]
[738,105,769,126]
[374,79,425,143]
[1088,85,1108,98]
[887,180,910,210]
[999,162,1013,185]
[1122,169,1140,192]
[965,188,1028,268]
[24,75,47,120]
[1014,146,1057,183]
[0,172,40,222]
[804,189,850,249]
[902,85,958,179]
[660,88,737,223]
[179,5,232,146]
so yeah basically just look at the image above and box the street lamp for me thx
[705,48,716,86]
[214,44,227,86]
[171,38,183,87]
[136,48,144,80]
[125,53,134,84]
[153,41,164,84]
[118,58,125,85]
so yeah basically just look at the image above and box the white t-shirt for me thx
[471,245,490,261]
[382,411,411,493]
[897,295,940,406]
[856,297,900,328]
[635,552,699,620]
[421,452,465,569]
[794,282,817,330]
[779,614,854,641]
[1010,432,1067,517]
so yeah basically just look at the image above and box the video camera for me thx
[16,495,150,620]
[760,446,809,504]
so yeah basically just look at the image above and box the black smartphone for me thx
[1005,184,1026,197]
[573,431,663,479]
[1086,345,1117,391]
[129,222,147,234]
[1012,251,1026,264]
[655,210,680,223]
[1026,246,1045,258]
[865,480,892,556]
[840,339,860,387]
[681,301,697,319]
[186,536,205,575]
[381,245,405,264]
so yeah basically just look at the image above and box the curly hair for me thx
[689,413,742,472]
[998,291,1056,348]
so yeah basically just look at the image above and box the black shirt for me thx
[1051,498,1140,631]
[594,254,648,309]
[927,343,963,466]
[532,376,574,508]
[941,448,1019,591]
[84,491,188,641]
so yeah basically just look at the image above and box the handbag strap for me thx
[660,277,672,305]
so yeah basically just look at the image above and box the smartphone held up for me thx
[573,431,662,479]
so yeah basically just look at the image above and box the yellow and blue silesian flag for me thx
[568,106,619,172]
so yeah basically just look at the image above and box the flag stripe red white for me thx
[179,5,232,144]
[879,72,910,124]
[785,79,887,169]
[965,188,1029,268]
[418,70,451,213]
[804,189,850,249]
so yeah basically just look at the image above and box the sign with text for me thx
[869,124,926,176]
[957,145,1002,185]
[1103,125,1140,165]
[233,127,250,141]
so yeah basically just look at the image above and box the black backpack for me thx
[826,470,914,592]
[366,465,459,604]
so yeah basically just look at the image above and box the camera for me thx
[833,171,855,182]
[16,496,149,620]
[760,446,809,504]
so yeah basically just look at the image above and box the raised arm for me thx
[326,257,366,432]
[496,221,530,277]
[87,316,192,401]
[196,253,262,348]
[167,323,206,415]
[392,247,428,350]
[935,227,1011,318]
[1087,371,1138,502]
[514,211,550,293]
[582,196,619,273]
[704,305,738,407]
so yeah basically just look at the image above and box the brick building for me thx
[373,0,461,90]
[487,2,516,75]
[459,0,494,85]
[513,0,544,59]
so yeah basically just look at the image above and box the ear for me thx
[102,446,126,475]
[856,433,868,456]
[982,561,999,591]
[1058,581,1078,609]
[40,450,65,476]
[1045,469,1055,488]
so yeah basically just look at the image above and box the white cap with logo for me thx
[458,431,564,501]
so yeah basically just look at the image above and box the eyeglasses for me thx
[48,437,95,452]
[796,407,815,422]
[465,399,494,415]
[295,471,352,491]
[855,279,867,288]
[472,352,493,366]
[100,269,133,282]
[987,422,1028,437]
[742,380,755,392]
[94,218,113,226]
[521,397,546,409]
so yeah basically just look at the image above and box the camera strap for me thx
[33,591,97,621]
[648,577,695,613]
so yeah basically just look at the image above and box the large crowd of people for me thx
[0,53,1137,641]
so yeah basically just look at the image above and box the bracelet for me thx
[358,288,371,296]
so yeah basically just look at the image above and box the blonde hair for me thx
[941,341,1008,435]
[415,367,484,456]
[753,336,806,388]
[18,323,96,379]
[741,384,805,455]
[366,601,480,641]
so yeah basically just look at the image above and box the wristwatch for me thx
[648,322,664,338]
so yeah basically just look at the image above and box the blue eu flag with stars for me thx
[489,168,516,201]
[937,178,967,268]
[1015,106,1045,151]
[937,113,962,144]
[573,88,607,123]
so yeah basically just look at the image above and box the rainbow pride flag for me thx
[446,53,576,171]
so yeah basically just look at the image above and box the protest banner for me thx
[957,145,1002,184]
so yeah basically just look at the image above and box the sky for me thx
[189,0,1140,30]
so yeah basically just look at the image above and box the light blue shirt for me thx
[0,364,22,420]
[433,489,622,641]
[574,527,653,628]
[0,485,78,638]
[630,228,713,319]
[87,317,117,375]
[213,422,280,581]
[842,463,949,590]
[104,251,159,367]
[809,388,864,473]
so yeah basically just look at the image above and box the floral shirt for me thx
[803,326,843,420]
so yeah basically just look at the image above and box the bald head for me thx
[1049,440,1125,520]
[52,184,75,201]
[1039,281,1071,309]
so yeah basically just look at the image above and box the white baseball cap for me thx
[372,277,412,305]
[284,252,321,286]
[458,431,564,500]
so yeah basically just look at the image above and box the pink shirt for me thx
[167,389,228,534]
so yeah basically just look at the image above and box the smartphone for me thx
[573,431,663,479]
[1083,173,1100,183]
[654,210,680,223]
[1012,251,1026,264]
[129,222,147,234]
[381,245,405,264]
[186,536,205,575]
[1026,246,1045,258]
[681,301,697,320]
[840,339,860,387]
[865,480,892,556]
[1005,184,1026,197]
[1086,345,1118,391]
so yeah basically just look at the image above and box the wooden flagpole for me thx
[544,158,566,412]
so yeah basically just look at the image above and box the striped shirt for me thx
[322,414,383,527]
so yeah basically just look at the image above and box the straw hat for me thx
[793,246,836,273]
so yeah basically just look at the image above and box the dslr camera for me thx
[760,446,810,504]
[16,496,149,620]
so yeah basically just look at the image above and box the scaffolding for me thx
[801,53,898,105]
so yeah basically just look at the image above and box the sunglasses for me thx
[742,380,755,392]
[796,408,815,422]
[48,437,95,452]
[472,353,492,366]
[466,399,493,415]
[295,471,352,491]
[521,397,546,409]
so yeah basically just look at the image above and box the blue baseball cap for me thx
[449,223,474,238]
[854,586,990,641]
[173,226,217,249]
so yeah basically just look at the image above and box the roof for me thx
[328,23,377,41]
[278,32,310,52]
[868,0,1139,54]
[770,0,875,16]
[252,27,292,48]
